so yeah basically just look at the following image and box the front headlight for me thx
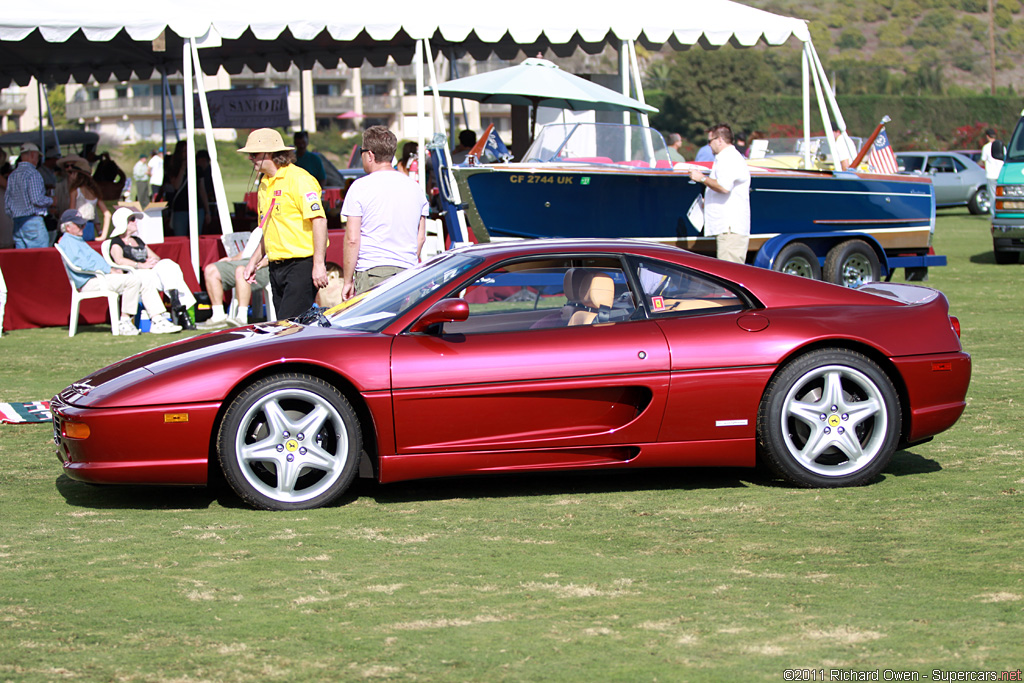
[998,185,1024,197]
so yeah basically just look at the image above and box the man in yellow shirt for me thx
[239,129,328,319]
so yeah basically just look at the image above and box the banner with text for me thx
[194,87,289,129]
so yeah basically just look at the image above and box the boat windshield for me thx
[522,122,672,167]
[322,250,483,333]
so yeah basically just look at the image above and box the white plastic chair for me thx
[221,231,252,258]
[54,244,121,337]
[228,280,276,322]
[100,239,137,271]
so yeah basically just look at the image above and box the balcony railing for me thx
[312,95,356,113]
[66,95,183,119]
[1,92,27,111]
[360,95,401,112]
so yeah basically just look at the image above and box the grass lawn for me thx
[1,211,1021,682]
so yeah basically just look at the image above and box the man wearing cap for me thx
[57,209,181,335]
[4,143,53,249]
[132,154,151,205]
[239,128,328,319]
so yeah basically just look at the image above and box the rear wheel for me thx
[217,373,361,510]
[773,242,822,280]
[824,240,881,288]
[757,349,901,488]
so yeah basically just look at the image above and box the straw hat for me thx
[109,207,145,239]
[59,154,91,174]
[237,128,293,154]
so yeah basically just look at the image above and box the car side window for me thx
[634,260,745,316]
[898,156,923,173]
[927,156,954,173]
[445,257,636,334]
[951,157,967,172]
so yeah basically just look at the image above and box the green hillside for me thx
[747,0,1024,95]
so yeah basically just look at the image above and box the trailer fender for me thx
[754,232,890,275]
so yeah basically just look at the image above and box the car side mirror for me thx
[409,298,469,334]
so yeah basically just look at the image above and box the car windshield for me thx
[324,250,483,332]
[1006,116,1024,163]
[522,122,672,167]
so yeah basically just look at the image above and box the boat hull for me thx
[454,164,936,256]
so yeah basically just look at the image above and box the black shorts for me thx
[268,257,317,320]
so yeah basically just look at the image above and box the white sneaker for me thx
[196,316,229,330]
[150,317,182,334]
[226,316,249,328]
[118,318,140,336]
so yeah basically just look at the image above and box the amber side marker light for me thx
[63,422,91,439]
[164,413,189,423]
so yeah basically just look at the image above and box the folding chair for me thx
[54,244,121,337]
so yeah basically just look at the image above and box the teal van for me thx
[992,117,1024,263]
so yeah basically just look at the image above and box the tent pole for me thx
[183,39,199,282]
[415,39,426,188]
[805,41,840,173]
[424,37,468,244]
[40,82,61,157]
[36,80,45,153]
[160,67,167,159]
[190,39,232,236]
[802,46,811,169]
[627,40,654,164]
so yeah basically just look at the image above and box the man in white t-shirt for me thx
[689,123,751,264]
[833,129,859,171]
[981,128,1004,216]
[341,126,428,298]
[147,148,164,200]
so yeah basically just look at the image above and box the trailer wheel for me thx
[824,240,881,288]
[773,242,822,280]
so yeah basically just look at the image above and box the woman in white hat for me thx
[107,206,197,323]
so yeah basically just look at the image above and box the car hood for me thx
[56,321,389,409]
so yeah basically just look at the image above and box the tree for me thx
[647,48,787,142]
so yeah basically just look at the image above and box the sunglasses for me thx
[248,152,264,160]
[358,147,371,156]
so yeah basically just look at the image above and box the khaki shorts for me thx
[216,258,270,289]
[716,231,750,264]
[355,266,405,294]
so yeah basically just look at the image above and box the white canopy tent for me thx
[1,1,845,275]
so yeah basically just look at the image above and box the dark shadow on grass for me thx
[357,466,768,506]
[885,449,942,477]
[55,474,224,510]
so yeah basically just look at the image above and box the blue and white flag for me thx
[484,128,513,163]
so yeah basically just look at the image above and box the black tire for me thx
[773,242,822,280]
[217,373,361,510]
[967,187,990,215]
[823,240,881,288]
[757,349,901,488]
[994,249,1020,265]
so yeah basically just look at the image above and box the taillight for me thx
[950,316,961,338]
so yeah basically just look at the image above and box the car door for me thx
[925,154,963,205]
[388,256,671,472]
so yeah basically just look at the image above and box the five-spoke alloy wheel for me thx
[757,349,901,487]
[218,374,361,510]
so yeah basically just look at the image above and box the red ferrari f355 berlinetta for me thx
[53,239,971,510]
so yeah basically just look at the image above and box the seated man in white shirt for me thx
[198,228,271,329]
[57,209,181,335]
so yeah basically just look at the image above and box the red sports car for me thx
[52,239,971,510]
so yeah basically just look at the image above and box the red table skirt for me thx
[1,232,348,331]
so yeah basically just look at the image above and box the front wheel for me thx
[773,242,822,280]
[757,349,902,488]
[994,248,1020,265]
[968,187,990,215]
[824,240,881,288]
[217,374,361,510]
